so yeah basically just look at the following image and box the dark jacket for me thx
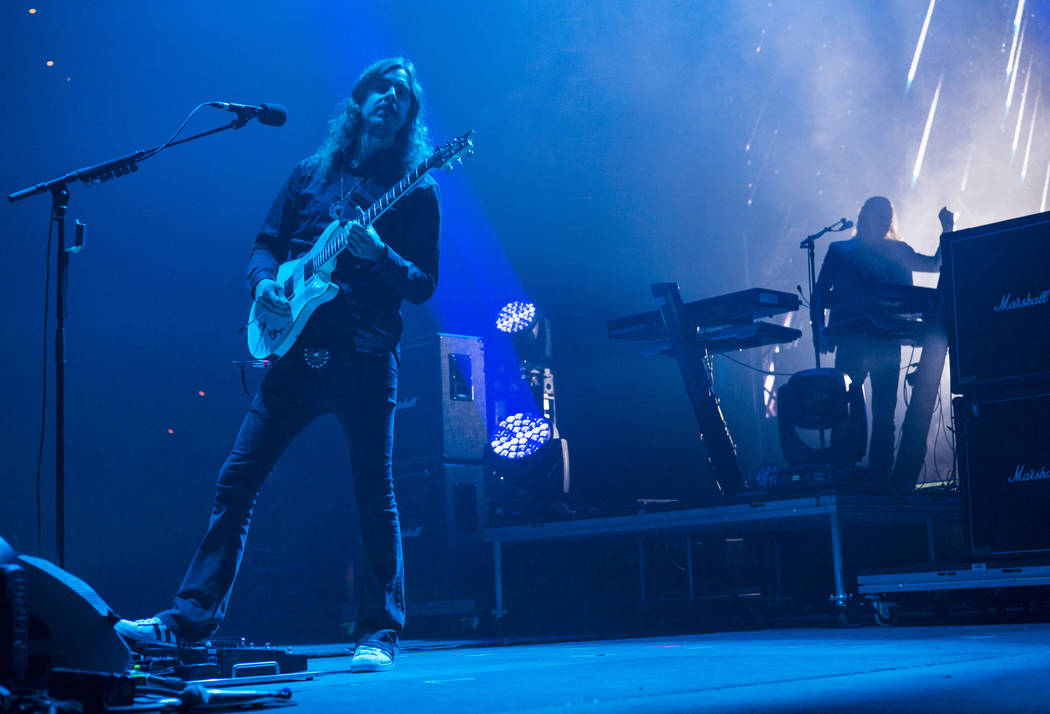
[247,154,440,354]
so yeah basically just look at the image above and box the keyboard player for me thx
[814,196,953,486]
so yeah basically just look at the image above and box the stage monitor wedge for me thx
[19,555,130,682]
[942,210,1050,394]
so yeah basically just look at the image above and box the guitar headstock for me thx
[429,130,475,174]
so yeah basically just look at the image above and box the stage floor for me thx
[276,624,1050,713]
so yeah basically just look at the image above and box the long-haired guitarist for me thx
[116,57,441,673]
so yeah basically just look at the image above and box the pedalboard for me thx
[137,642,307,681]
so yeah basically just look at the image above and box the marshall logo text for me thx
[1009,464,1050,484]
[993,289,1050,313]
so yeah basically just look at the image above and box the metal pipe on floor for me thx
[493,541,505,618]
[637,537,647,611]
[685,535,694,605]
[829,508,847,606]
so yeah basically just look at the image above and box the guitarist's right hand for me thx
[254,278,291,316]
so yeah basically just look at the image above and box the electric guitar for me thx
[246,130,475,360]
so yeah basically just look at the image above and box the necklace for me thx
[329,171,365,222]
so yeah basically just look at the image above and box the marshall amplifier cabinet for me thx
[942,210,1050,394]
[955,391,1050,557]
[393,333,488,466]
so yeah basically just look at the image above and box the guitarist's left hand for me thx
[345,221,388,262]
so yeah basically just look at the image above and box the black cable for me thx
[137,102,212,162]
[240,363,252,398]
[895,347,919,456]
[901,346,916,409]
[35,204,55,556]
[930,388,942,484]
[716,351,794,376]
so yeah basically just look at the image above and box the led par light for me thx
[495,301,537,335]
[495,300,550,364]
[489,412,551,461]
[486,412,569,501]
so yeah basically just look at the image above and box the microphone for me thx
[836,217,854,231]
[208,102,287,127]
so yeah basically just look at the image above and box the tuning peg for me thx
[457,157,463,165]
[445,164,455,173]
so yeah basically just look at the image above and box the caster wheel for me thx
[873,601,898,626]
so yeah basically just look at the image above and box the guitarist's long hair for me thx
[312,57,432,183]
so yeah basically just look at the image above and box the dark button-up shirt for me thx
[247,153,440,355]
[816,237,940,331]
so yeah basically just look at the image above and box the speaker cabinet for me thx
[956,392,1050,557]
[395,462,487,608]
[942,211,1050,394]
[394,334,488,466]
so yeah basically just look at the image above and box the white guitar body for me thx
[243,129,475,361]
[246,219,342,359]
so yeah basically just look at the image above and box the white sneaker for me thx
[350,645,394,673]
[114,617,178,651]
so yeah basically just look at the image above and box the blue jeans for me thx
[159,347,403,656]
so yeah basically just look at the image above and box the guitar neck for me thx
[323,161,433,266]
[363,163,429,225]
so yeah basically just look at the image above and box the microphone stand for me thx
[8,116,255,567]
[799,219,848,370]
[800,218,849,452]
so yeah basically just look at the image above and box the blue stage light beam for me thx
[911,75,943,188]
[1021,90,1039,183]
[1006,0,1027,81]
[960,144,974,192]
[906,0,936,93]
[1012,58,1032,158]
[1005,19,1027,114]
[1042,162,1050,212]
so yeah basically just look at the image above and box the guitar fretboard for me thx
[307,161,432,280]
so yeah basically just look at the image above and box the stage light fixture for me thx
[485,411,569,509]
[488,301,569,516]
[776,368,867,467]
[490,412,551,460]
[496,301,537,335]
[496,299,551,366]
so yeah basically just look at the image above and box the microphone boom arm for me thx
[8,118,247,203]
[799,218,850,248]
